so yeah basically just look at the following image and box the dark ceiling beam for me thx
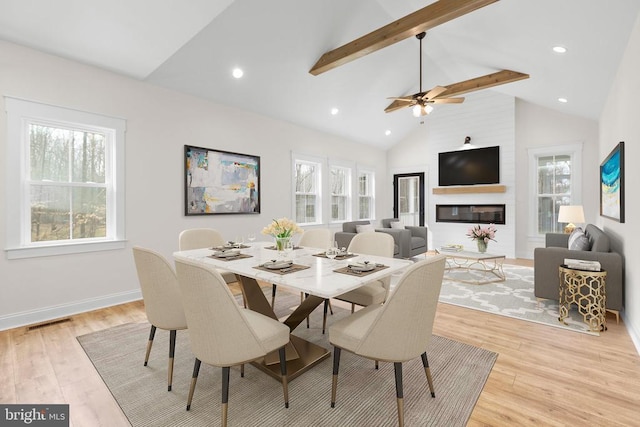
[309,0,499,76]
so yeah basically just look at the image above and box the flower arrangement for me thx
[466,224,497,243]
[261,217,303,239]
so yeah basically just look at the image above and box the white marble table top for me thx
[173,241,413,299]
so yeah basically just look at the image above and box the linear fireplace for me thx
[436,204,505,224]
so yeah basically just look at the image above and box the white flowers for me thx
[466,224,497,243]
[261,217,303,239]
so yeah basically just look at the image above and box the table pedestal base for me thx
[254,335,330,381]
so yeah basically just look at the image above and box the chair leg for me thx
[375,360,379,370]
[144,325,156,366]
[221,366,230,427]
[240,363,245,378]
[305,293,310,328]
[271,284,277,307]
[421,352,436,398]
[350,303,355,313]
[328,299,334,315]
[168,330,177,391]
[279,347,289,408]
[322,299,329,334]
[186,358,201,411]
[394,362,404,427]
[331,347,341,408]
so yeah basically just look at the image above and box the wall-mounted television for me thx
[438,146,500,186]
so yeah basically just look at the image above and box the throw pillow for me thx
[568,228,590,251]
[390,221,405,229]
[355,224,375,233]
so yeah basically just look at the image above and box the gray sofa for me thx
[334,219,428,259]
[533,224,623,312]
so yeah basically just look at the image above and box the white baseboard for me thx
[0,289,142,331]
[623,312,640,356]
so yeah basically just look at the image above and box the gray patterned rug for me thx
[438,264,598,335]
[77,290,497,426]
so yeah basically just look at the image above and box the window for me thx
[330,165,351,222]
[5,97,126,259]
[294,157,322,225]
[528,144,582,236]
[357,168,375,220]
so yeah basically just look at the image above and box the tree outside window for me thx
[537,154,572,234]
[330,165,350,222]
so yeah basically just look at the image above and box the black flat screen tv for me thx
[438,146,500,186]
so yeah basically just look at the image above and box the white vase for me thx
[477,239,487,253]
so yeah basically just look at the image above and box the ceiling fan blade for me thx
[387,96,415,101]
[432,97,465,104]
[422,86,448,100]
[385,99,414,113]
[436,70,529,98]
[309,0,499,75]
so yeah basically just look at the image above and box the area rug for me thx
[78,291,497,426]
[439,263,598,335]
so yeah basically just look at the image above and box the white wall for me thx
[388,91,517,258]
[0,40,389,330]
[599,12,640,352]
[514,100,599,258]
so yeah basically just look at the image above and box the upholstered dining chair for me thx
[178,228,238,285]
[329,255,446,427]
[132,246,188,392]
[175,258,291,427]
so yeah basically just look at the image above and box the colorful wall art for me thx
[184,145,260,215]
[600,141,624,223]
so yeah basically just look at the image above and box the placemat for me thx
[211,244,251,250]
[253,263,310,275]
[207,253,253,262]
[334,264,389,277]
[313,252,358,260]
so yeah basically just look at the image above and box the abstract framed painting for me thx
[600,141,624,223]
[184,145,260,215]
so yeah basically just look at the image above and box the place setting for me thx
[313,245,357,260]
[207,247,253,261]
[253,259,310,275]
[334,260,389,277]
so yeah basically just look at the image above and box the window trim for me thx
[5,97,126,259]
[292,152,324,226]
[527,143,583,237]
[356,165,375,221]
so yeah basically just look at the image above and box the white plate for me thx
[348,263,375,272]
[213,250,240,258]
[263,261,293,270]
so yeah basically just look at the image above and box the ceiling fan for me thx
[386,32,464,117]
[385,32,529,116]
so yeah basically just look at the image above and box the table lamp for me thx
[558,205,585,234]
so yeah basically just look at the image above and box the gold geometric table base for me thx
[558,265,607,333]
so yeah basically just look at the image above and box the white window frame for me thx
[5,97,126,259]
[328,160,353,224]
[527,143,582,238]
[292,153,324,226]
[356,165,375,220]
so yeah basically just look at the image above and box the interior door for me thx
[393,172,425,226]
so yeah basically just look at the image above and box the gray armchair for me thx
[533,224,623,313]
[334,219,428,259]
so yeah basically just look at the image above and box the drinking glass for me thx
[284,240,294,259]
[326,246,338,260]
[247,232,256,243]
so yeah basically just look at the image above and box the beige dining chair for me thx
[132,246,188,392]
[329,255,446,427]
[175,258,291,427]
[178,228,238,285]
[321,232,395,334]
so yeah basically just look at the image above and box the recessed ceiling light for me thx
[385,130,391,136]
[330,108,339,115]
[558,97,568,103]
[553,46,567,54]
[232,68,244,79]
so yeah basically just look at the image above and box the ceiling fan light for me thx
[412,104,422,117]
[424,104,434,115]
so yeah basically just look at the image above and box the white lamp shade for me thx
[558,205,585,224]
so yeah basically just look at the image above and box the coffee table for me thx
[440,250,506,285]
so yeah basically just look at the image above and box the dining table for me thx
[173,241,413,381]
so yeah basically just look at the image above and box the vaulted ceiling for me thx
[1,0,639,149]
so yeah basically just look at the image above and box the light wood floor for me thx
[2,259,639,426]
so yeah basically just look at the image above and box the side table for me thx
[558,265,607,332]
